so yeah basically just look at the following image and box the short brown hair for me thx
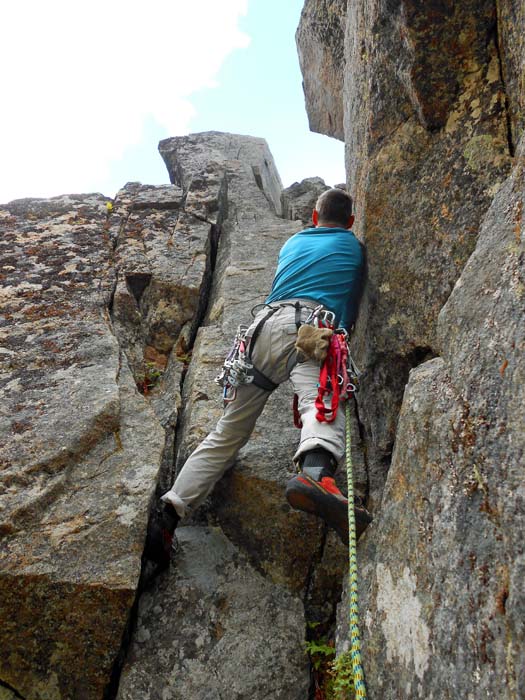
[315,188,353,226]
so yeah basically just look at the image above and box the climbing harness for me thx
[344,398,367,698]
[215,301,308,402]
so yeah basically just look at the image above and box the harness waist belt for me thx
[270,298,336,316]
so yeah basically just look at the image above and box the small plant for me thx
[305,636,336,700]
[175,350,192,366]
[331,651,355,699]
[305,638,336,671]
[137,361,163,395]
[305,635,356,700]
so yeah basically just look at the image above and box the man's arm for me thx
[341,241,366,331]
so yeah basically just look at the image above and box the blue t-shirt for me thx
[265,227,364,329]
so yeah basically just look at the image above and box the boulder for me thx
[296,0,346,140]
[281,176,329,224]
[117,526,310,700]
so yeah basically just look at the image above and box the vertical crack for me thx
[492,6,516,157]
[104,179,227,698]
[353,395,371,502]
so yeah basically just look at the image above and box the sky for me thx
[0,0,345,204]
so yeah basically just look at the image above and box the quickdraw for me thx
[293,324,360,427]
[215,305,280,402]
[215,324,254,402]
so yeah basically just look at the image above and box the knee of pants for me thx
[295,390,320,411]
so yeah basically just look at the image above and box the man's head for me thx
[312,188,354,229]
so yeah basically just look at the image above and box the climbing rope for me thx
[345,399,367,699]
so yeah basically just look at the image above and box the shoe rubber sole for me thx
[286,474,372,545]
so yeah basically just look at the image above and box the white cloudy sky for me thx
[1,0,345,203]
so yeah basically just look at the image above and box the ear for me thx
[312,209,319,226]
[347,214,355,229]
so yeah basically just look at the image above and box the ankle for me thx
[301,448,336,481]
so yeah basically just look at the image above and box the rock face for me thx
[0,193,163,698]
[280,176,329,224]
[298,1,524,698]
[0,177,228,697]
[344,141,525,698]
[117,526,310,700]
[344,0,513,503]
[0,134,351,697]
[497,0,525,146]
[296,0,346,140]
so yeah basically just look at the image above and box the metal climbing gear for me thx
[215,324,254,402]
[304,303,336,329]
[215,306,280,401]
[344,399,367,698]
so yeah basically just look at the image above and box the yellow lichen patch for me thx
[463,134,508,173]
[445,108,462,135]
[486,52,500,84]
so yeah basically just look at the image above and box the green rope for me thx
[345,399,367,699]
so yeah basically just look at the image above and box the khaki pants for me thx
[162,302,346,517]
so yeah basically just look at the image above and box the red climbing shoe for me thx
[285,473,372,545]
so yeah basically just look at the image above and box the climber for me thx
[145,187,372,569]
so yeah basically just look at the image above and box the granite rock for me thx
[160,132,349,596]
[0,172,227,695]
[343,0,513,504]
[117,526,310,700]
[0,195,165,698]
[281,176,329,224]
[297,2,524,697]
[296,0,346,140]
[338,135,525,700]
[497,0,525,146]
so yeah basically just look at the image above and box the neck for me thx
[316,221,348,229]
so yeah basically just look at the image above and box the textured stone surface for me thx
[296,0,346,140]
[0,195,166,698]
[159,130,283,216]
[296,0,515,501]
[117,526,310,699]
[109,181,221,493]
[497,0,525,146]
[297,2,524,696]
[338,137,525,700]
[281,176,329,224]
[342,0,513,504]
[0,177,224,696]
